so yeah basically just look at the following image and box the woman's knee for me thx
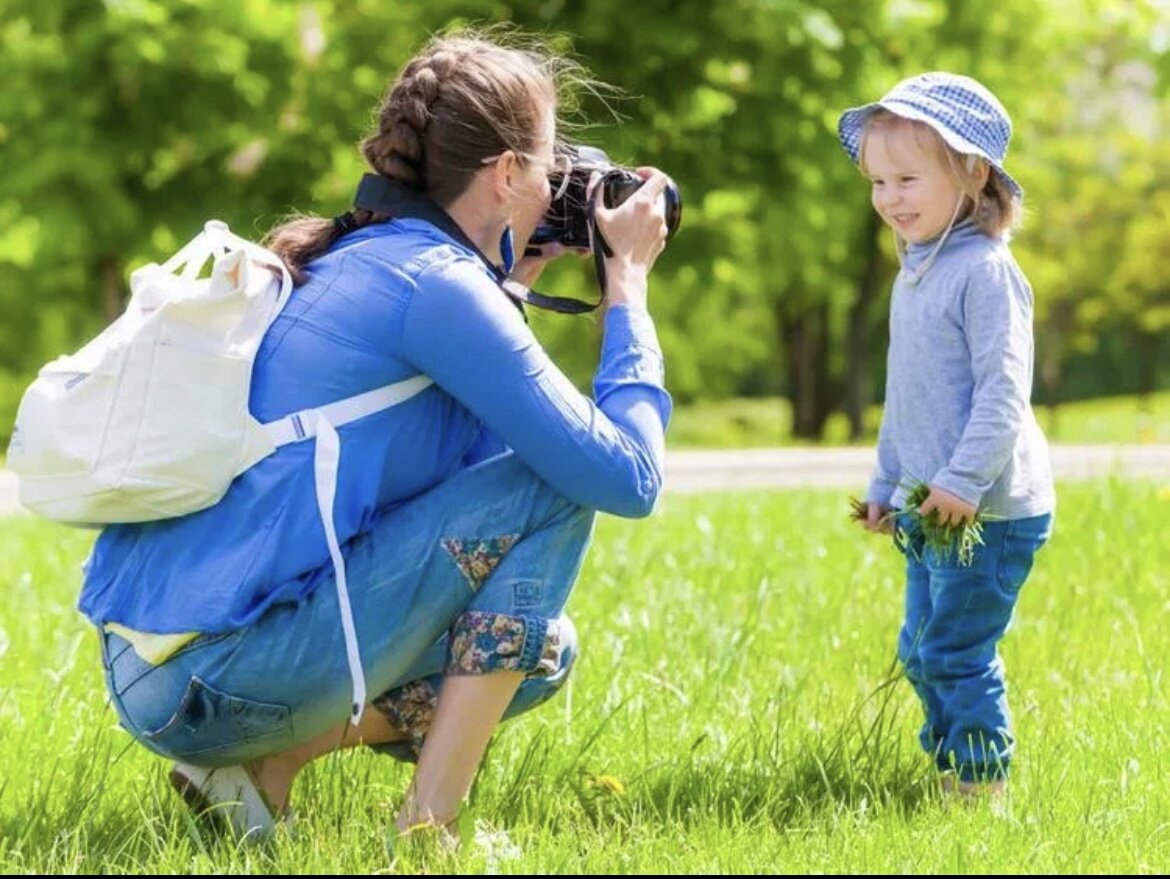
[446,609,576,678]
[440,450,588,531]
[501,614,578,719]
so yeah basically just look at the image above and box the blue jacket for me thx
[79,218,672,634]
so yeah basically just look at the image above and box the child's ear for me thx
[968,156,991,187]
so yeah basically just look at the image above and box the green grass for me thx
[2,479,1169,872]
[667,390,1170,448]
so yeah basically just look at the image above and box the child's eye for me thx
[899,176,917,184]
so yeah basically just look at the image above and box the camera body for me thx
[528,144,682,250]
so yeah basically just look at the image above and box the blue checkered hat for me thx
[837,72,1021,199]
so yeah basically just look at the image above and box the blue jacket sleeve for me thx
[401,256,672,518]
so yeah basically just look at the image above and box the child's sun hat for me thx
[837,71,1022,199]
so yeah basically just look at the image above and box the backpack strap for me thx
[261,374,433,447]
[260,373,434,724]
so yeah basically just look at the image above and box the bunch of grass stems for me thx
[849,481,987,567]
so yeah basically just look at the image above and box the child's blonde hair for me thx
[859,109,1022,238]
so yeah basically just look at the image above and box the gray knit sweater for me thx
[866,218,1055,519]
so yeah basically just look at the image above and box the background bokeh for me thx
[2,0,1168,444]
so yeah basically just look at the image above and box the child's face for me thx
[863,123,964,244]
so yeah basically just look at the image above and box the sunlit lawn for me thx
[1,479,1168,873]
[668,390,1170,448]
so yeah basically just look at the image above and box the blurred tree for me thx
[0,0,1167,446]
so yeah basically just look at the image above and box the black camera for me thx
[528,144,682,251]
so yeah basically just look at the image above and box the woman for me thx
[81,30,672,841]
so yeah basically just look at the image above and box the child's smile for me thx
[863,122,965,244]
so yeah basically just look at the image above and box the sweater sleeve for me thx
[931,257,1034,507]
[402,256,672,518]
[866,402,900,506]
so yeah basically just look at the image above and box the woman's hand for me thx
[917,486,977,527]
[507,242,585,289]
[591,167,671,312]
[507,241,561,289]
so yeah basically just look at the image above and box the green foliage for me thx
[847,481,987,567]
[0,0,1168,445]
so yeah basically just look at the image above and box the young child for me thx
[837,72,1056,796]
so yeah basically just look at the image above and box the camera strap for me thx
[352,174,601,316]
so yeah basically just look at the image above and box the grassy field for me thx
[1,479,1168,873]
[667,390,1170,448]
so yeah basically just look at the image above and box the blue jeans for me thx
[895,512,1052,782]
[99,451,595,767]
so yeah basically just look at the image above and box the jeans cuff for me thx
[446,610,565,676]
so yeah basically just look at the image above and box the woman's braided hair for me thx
[266,32,570,283]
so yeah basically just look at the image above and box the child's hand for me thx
[850,497,892,534]
[917,486,977,527]
[865,501,893,534]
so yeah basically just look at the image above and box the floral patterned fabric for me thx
[371,677,440,760]
[447,610,564,677]
[442,534,519,592]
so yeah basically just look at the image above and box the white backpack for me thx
[9,218,431,522]
[7,219,432,722]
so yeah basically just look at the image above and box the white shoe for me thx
[170,762,284,840]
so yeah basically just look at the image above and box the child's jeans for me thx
[895,512,1052,782]
[99,451,595,767]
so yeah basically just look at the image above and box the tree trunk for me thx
[1135,328,1160,441]
[781,303,834,440]
[844,211,886,441]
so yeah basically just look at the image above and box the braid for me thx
[361,49,462,189]
[267,31,571,285]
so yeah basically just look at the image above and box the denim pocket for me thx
[892,513,922,559]
[143,675,294,761]
[996,514,1052,596]
[104,630,236,698]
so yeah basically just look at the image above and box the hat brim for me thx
[837,100,1022,199]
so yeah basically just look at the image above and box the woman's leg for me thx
[249,616,580,817]
[105,451,593,824]
[370,614,578,764]
[391,479,593,831]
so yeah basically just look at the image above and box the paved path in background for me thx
[2,444,1168,515]
[660,444,1170,492]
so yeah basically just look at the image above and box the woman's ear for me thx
[491,150,520,200]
